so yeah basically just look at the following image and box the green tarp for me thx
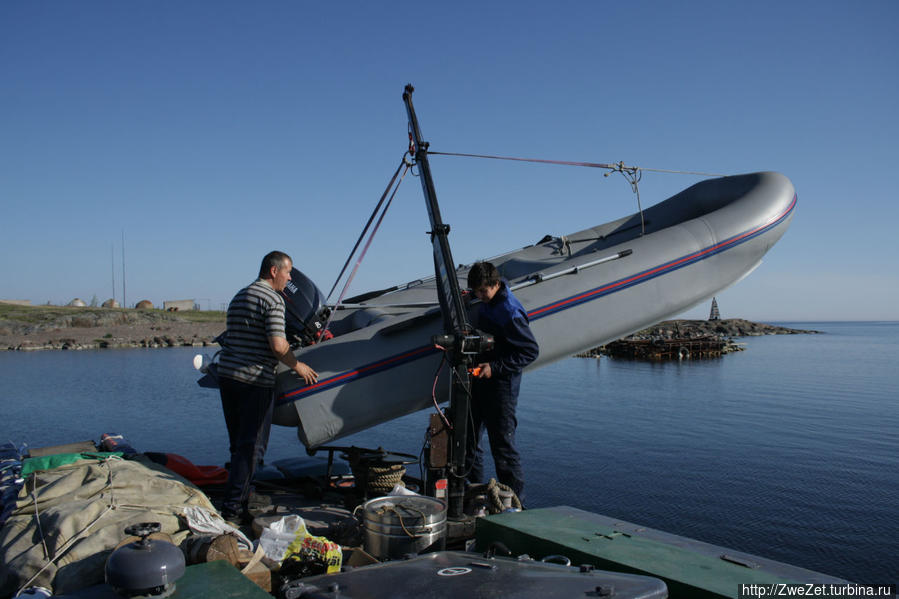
[20,452,123,477]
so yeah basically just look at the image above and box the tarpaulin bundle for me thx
[0,454,216,595]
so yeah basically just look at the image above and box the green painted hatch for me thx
[475,506,849,599]
[53,560,271,599]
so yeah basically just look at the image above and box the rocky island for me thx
[577,318,820,360]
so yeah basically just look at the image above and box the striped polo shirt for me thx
[218,279,286,387]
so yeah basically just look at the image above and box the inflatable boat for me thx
[266,170,796,447]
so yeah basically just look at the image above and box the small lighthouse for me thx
[708,297,721,321]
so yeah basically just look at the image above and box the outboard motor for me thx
[281,267,331,347]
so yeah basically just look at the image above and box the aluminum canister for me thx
[362,495,446,560]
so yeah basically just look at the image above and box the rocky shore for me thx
[0,305,225,351]
[2,305,819,355]
[577,318,820,358]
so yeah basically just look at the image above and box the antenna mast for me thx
[111,244,116,303]
[403,84,493,520]
[121,230,126,308]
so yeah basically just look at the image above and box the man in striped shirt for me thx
[218,250,318,523]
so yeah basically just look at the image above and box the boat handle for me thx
[541,554,572,566]
[510,249,633,292]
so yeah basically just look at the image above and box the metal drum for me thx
[362,496,446,560]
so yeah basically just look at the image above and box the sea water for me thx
[1,321,896,583]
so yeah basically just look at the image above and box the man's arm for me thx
[493,315,539,376]
[269,336,318,385]
[476,314,539,378]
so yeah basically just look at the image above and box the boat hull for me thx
[274,172,796,448]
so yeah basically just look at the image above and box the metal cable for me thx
[324,156,408,303]
[428,150,727,178]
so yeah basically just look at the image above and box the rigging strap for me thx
[321,155,412,335]
[325,155,410,302]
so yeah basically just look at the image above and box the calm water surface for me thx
[1,321,897,584]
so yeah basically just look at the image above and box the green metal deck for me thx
[54,560,271,598]
[475,506,849,599]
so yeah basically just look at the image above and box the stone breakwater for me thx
[623,318,820,340]
[577,318,820,358]
[0,307,224,351]
[7,334,221,352]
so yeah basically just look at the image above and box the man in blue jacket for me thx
[465,261,539,504]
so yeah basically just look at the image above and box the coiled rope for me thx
[467,478,522,514]
[485,479,522,513]
[364,464,406,495]
[347,457,406,497]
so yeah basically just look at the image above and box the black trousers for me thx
[465,374,525,504]
[219,376,274,516]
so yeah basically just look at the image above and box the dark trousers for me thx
[219,376,274,516]
[465,374,525,504]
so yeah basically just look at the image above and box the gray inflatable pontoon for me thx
[272,171,796,448]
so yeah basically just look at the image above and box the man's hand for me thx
[474,362,492,379]
[270,335,318,385]
[294,362,318,385]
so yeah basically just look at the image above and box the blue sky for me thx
[2,1,896,321]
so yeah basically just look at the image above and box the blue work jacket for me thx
[471,281,539,378]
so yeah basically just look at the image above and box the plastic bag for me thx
[182,505,253,550]
[284,532,342,574]
[259,514,307,563]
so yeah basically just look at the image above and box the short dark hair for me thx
[259,251,292,279]
[467,261,500,290]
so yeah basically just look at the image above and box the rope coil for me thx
[466,478,522,514]
[348,457,406,497]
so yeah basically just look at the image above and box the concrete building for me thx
[0,300,31,306]
[163,299,197,312]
